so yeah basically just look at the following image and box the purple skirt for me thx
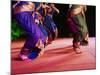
[15,11,46,50]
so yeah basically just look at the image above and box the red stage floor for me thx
[11,37,96,74]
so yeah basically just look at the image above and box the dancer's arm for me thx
[83,5,87,12]
[13,1,20,8]
[51,4,59,14]
[24,2,35,10]
[69,5,84,16]
[36,3,42,11]
[81,5,87,18]
[41,3,49,9]
[52,6,59,14]
[36,3,49,12]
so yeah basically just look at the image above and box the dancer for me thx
[35,3,53,44]
[13,1,46,60]
[33,11,49,46]
[43,3,59,41]
[67,4,89,54]
[34,3,51,45]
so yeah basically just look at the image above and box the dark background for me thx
[11,2,96,40]
[53,4,96,37]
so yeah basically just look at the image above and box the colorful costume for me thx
[14,1,46,60]
[33,12,48,38]
[67,5,89,53]
[44,10,58,40]
[34,3,52,43]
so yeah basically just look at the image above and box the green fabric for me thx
[72,13,88,43]
[11,19,26,40]
[73,13,88,35]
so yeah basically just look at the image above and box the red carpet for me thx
[11,37,96,74]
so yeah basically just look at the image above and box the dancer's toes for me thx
[73,47,82,54]
[19,54,28,61]
[38,50,44,57]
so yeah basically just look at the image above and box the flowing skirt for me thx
[67,13,88,47]
[15,11,46,60]
[44,14,58,40]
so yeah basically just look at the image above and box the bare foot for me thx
[73,47,82,54]
[19,54,29,60]
[38,50,44,57]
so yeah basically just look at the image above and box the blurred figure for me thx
[44,3,59,41]
[13,1,46,60]
[34,2,50,45]
[67,4,89,54]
